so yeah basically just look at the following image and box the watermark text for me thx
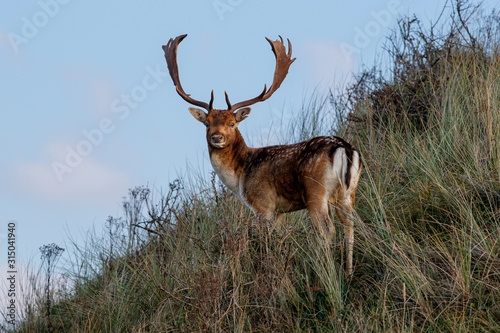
[6,221,17,326]
[8,0,72,54]
[340,0,403,60]
[213,0,244,21]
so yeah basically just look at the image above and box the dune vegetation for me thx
[7,2,500,332]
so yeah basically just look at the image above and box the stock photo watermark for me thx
[51,64,169,182]
[5,221,17,327]
[7,0,72,54]
[340,0,404,60]
[213,0,245,21]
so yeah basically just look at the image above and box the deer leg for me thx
[247,198,277,233]
[307,201,334,245]
[303,180,335,244]
[335,198,354,276]
[272,213,285,231]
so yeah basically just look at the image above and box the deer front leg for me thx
[271,213,285,233]
[246,196,277,230]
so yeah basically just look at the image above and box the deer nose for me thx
[211,133,224,143]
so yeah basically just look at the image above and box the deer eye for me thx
[204,123,209,128]
[230,122,235,128]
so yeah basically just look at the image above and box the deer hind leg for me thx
[309,204,334,245]
[335,194,355,276]
[306,190,335,245]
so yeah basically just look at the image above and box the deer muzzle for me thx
[210,133,226,148]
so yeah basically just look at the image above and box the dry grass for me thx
[7,1,500,332]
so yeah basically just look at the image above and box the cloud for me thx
[0,29,18,54]
[0,29,25,66]
[303,40,354,87]
[61,65,118,118]
[10,142,132,204]
[88,75,117,118]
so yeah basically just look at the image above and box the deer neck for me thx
[208,129,250,195]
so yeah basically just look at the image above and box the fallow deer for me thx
[162,34,362,275]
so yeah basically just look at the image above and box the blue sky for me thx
[1,0,499,271]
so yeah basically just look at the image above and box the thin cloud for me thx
[10,143,131,204]
[303,40,354,87]
[61,65,118,119]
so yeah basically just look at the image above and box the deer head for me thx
[162,34,295,149]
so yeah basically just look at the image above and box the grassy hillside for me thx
[9,3,500,332]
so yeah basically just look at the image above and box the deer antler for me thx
[163,35,295,112]
[162,34,213,111]
[228,36,296,111]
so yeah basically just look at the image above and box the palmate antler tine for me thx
[224,91,231,109]
[163,34,212,111]
[230,36,296,111]
[209,90,214,110]
[264,36,296,98]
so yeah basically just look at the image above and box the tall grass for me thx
[9,2,500,332]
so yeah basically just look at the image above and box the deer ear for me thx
[189,107,207,123]
[235,107,251,123]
